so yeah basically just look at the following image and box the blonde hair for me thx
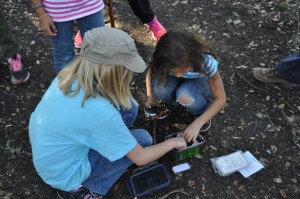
[58,56,136,110]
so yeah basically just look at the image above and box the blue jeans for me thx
[82,100,153,195]
[276,51,300,84]
[152,75,211,115]
[51,11,104,73]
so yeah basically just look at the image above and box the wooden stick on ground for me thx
[235,72,298,113]
[152,119,157,144]
[158,189,190,199]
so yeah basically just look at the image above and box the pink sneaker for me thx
[74,30,83,48]
[147,16,167,41]
[7,53,30,85]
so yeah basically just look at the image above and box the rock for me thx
[273,178,282,183]
[226,126,235,132]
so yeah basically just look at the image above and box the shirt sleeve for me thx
[203,54,219,77]
[83,112,137,162]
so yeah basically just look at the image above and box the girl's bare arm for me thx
[183,70,226,142]
[31,0,57,36]
[145,69,156,107]
[126,137,187,166]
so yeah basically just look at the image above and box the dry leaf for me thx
[278,104,285,109]
[114,184,119,191]
[279,189,287,198]
[234,180,239,186]
[238,185,245,190]
[189,180,195,186]
[210,145,217,151]
[271,145,277,153]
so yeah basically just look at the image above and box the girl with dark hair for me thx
[145,30,226,143]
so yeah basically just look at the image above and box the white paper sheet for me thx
[239,151,264,178]
[212,151,248,176]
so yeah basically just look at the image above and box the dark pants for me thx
[276,51,300,84]
[0,9,18,59]
[127,0,154,24]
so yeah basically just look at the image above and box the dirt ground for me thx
[0,0,300,199]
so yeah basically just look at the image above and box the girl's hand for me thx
[171,137,187,151]
[39,15,57,36]
[182,121,202,143]
[145,95,156,108]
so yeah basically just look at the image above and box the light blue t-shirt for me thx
[169,54,218,78]
[29,77,137,191]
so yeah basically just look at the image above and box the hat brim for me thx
[125,54,147,73]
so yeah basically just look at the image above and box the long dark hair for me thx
[149,30,217,83]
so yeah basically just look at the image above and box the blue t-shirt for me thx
[29,77,137,191]
[169,54,218,78]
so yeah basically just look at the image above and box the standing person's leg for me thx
[0,9,18,58]
[276,51,300,84]
[76,11,105,38]
[176,77,212,115]
[127,0,154,24]
[253,51,300,88]
[82,128,152,195]
[127,0,167,40]
[0,9,29,84]
[74,11,105,49]
[51,21,74,73]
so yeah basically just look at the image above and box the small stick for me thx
[106,0,115,27]
[251,120,259,136]
[235,72,297,113]
[153,119,157,144]
[158,189,190,199]
[222,145,236,152]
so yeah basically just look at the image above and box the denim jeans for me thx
[82,99,153,195]
[276,51,300,84]
[152,75,212,115]
[51,11,104,73]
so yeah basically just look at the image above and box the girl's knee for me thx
[178,95,210,115]
[178,95,194,106]
[141,130,153,147]
[134,129,153,147]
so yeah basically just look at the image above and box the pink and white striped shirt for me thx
[43,0,104,22]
